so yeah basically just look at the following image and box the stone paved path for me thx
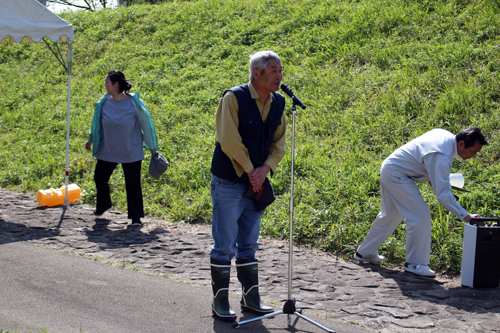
[1,189,499,333]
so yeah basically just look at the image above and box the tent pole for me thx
[64,41,72,205]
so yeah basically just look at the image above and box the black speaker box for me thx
[461,219,500,288]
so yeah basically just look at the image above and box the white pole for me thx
[64,41,72,205]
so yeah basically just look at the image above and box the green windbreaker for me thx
[88,93,159,157]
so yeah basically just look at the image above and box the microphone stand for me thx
[232,100,335,332]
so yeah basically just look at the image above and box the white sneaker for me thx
[403,263,436,277]
[354,251,387,264]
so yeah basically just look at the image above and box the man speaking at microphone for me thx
[209,50,286,322]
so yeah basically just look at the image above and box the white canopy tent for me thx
[0,0,75,204]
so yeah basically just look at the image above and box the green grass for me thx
[2,0,500,274]
[0,328,49,333]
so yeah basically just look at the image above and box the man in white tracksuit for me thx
[355,127,488,277]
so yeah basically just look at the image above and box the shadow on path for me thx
[84,218,160,250]
[355,262,500,315]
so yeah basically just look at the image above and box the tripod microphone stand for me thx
[232,92,335,332]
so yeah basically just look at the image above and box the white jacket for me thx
[383,129,469,220]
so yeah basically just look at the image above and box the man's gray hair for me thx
[249,50,281,82]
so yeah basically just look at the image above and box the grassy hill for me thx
[2,0,500,273]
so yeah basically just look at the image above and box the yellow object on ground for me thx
[36,184,81,207]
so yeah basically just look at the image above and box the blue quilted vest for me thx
[211,84,285,184]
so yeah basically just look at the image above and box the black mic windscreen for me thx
[280,83,306,109]
[280,84,293,98]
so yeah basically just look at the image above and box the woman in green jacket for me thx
[85,70,158,225]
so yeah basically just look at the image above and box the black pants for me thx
[94,159,144,219]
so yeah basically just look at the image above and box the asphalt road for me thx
[0,237,372,333]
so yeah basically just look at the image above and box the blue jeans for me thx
[210,175,264,264]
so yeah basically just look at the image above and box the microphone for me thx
[280,84,306,109]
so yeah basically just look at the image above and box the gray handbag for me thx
[149,153,169,179]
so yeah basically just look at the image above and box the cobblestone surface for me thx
[1,189,499,332]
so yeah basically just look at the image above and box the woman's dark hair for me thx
[456,126,488,148]
[106,70,132,93]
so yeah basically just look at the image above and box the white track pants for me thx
[357,164,432,265]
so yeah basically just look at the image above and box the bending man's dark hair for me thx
[456,126,488,148]
[107,70,132,93]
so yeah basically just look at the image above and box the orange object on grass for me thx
[36,184,81,207]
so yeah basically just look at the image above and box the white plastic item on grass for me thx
[449,173,465,189]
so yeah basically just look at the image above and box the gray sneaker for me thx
[403,263,436,277]
[354,251,387,264]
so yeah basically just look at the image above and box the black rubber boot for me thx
[236,260,273,315]
[211,260,236,322]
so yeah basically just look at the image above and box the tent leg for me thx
[64,41,71,205]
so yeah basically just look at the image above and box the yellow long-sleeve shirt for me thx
[215,82,287,177]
